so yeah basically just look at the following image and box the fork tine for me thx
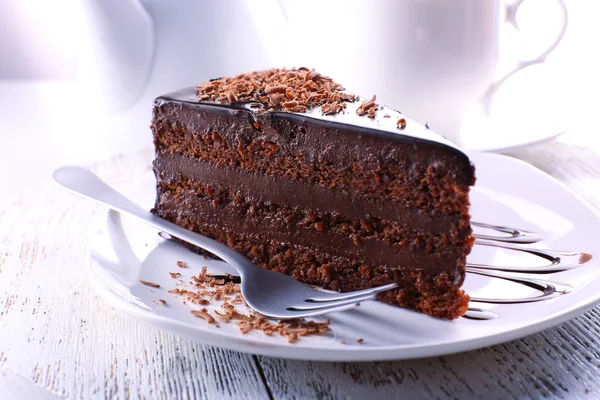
[289,293,377,311]
[306,282,398,302]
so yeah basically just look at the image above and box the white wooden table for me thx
[1,132,600,399]
[2,1,600,394]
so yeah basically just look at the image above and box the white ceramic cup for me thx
[76,0,286,111]
[250,0,568,139]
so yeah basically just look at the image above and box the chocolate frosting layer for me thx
[154,154,459,233]
[158,190,462,273]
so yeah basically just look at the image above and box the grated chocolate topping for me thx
[196,68,358,116]
[169,264,330,342]
[356,95,378,118]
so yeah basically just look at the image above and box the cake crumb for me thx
[159,299,167,305]
[340,341,347,345]
[357,338,364,343]
[169,272,182,278]
[140,280,160,288]
[176,260,187,268]
[383,114,390,118]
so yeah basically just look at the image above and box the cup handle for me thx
[479,0,568,114]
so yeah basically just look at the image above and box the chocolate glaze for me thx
[155,87,475,186]
[154,154,460,233]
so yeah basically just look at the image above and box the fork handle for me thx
[53,166,253,277]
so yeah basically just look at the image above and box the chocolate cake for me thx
[151,68,475,319]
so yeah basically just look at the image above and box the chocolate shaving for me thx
[169,268,330,343]
[169,272,182,278]
[196,68,357,116]
[356,95,378,117]
[140,280,160,288]
[207,274,241,284]
[321,101,346,115]
[168,288,190,295]
[397,118,407,130]
[231,294,245,304]
[235,313,330,343]
[176,260,187,268]
[191,309,216,324]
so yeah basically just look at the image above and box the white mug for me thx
[76,0,286,111]
[77,0,567,145]
[249,0,568,139]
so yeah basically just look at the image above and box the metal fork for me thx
[53,166,398,320]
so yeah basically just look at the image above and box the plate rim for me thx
[468,129,567,154]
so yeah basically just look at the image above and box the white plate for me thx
[88,152,600,361]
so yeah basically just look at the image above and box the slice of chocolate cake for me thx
[151,68,475,319]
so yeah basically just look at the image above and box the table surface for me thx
[2,2,600,393]
[1,132,600,399]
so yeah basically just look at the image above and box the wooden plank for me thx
[256,312,600,400]
[0,151,270,399]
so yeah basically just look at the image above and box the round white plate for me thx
[88,152,600,361]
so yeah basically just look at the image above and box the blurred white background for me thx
[0,0,599,200]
